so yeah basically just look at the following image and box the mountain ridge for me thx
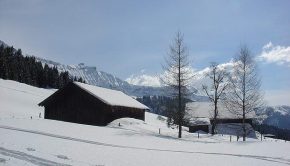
[35,57,169,97]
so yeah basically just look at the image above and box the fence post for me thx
[118,122,120,127]
[230,135,232,142]
[159,128,161,134]
[198,132,199,139]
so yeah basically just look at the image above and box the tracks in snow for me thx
[0,147,71,166]
[1,125,290,165]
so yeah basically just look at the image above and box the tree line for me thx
[252,123,290,141]
[0,44,85,89]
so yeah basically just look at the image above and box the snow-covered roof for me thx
[74,82,149,109]
[186,102,255,119]
[188,117,210,126]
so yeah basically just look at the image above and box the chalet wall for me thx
[189,125,209,133]
[106,106,145,124]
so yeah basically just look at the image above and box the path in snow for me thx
[0,147,71,166]
[1,125,290,165]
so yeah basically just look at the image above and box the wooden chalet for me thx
[39,82,149,126]
[186,102,255,133]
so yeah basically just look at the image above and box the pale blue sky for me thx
[0,0,290,105]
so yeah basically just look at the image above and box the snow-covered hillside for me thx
[0,79,55,119]
[1,79,290,166]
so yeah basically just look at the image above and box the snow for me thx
[188,117,211,125]
[186,101,256,119]
[272,106,290,115]
[1,79,290,166]
[0,79,55,118]
[125,73,161,87]
[74,82,149,109]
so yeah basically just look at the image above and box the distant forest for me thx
[0,44,85,89]
[136,95,191,116]
[252,123,290,141]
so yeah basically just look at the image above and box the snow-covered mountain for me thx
[126,74,161,87]
[126,61,235,95]
[255,105,290,130]
[36,57,168,97]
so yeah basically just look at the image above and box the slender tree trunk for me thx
[178,45,182,138]
[242,61,246,141]
[212,101,217,135]
[243,109,246,141]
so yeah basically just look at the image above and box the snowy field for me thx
[0,79,290,166]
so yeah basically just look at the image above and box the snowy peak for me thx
[125,61,235,94]
[256,105,290,117]
[126,74,161,87]
[35,57,170,97]
[36,57,131,90]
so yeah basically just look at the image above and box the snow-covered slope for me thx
[0,79,55,119]
[1,115,289,166]
[1,79,290,166]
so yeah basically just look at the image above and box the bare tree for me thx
[202,62,228,135]
[225,46,263,141]
[161,31,192,138]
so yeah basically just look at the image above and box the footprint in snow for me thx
[26,147,36,152]
[57,155,69,160]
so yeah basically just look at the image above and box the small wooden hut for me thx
[39,82,149,126]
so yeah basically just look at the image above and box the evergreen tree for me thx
[0,44,79,89]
